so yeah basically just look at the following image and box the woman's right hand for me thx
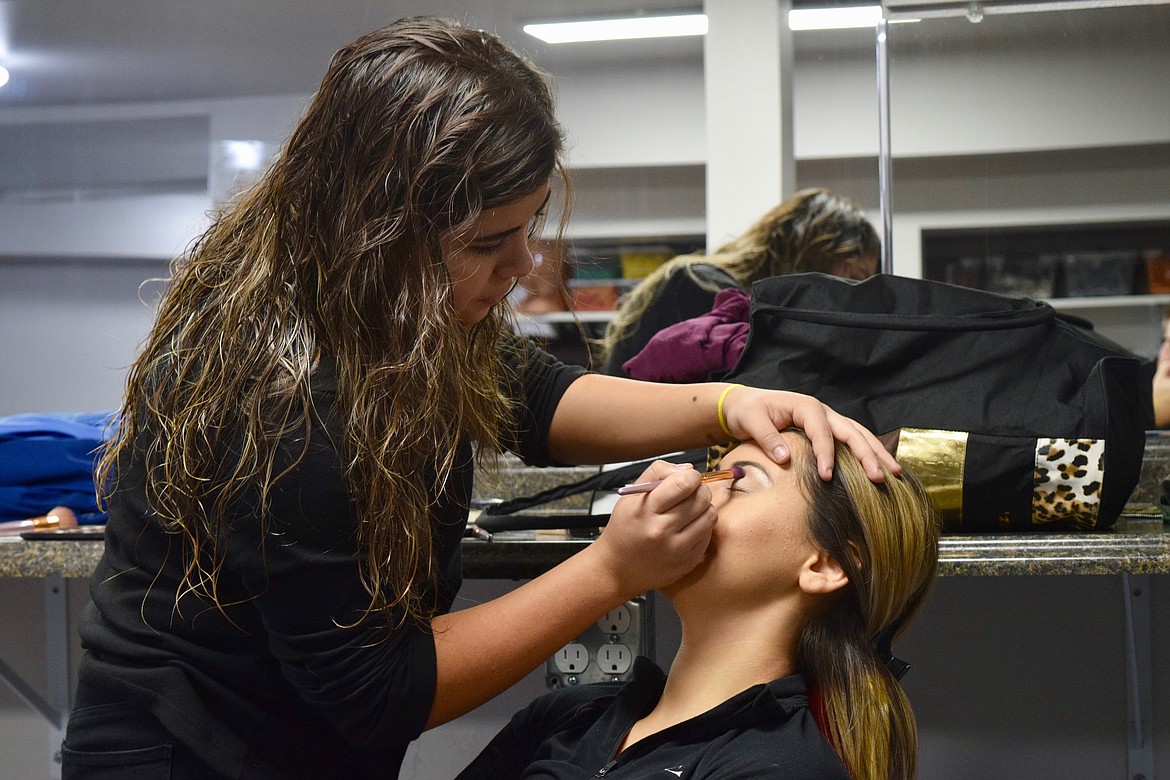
[591,460,717,597]
[429,459,716,728]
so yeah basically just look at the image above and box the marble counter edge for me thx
[4,527,1170,580]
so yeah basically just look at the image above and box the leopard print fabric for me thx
[1033,438,1105,530]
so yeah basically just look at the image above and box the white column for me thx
[703,0,794,252]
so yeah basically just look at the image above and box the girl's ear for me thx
[799,551,849,595]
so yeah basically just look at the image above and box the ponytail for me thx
[799,609,917,779]
[797,442,939,780]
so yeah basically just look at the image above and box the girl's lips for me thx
[481,286,514,307]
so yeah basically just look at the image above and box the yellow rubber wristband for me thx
[716,384,743,439]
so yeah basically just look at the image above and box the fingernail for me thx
[772,445,788,461]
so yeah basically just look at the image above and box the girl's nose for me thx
[500,236,536,279]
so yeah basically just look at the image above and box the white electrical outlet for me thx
[546,595,653,689]
[597,643,633,674]
[597,605,632,634]
[553,642,589,673]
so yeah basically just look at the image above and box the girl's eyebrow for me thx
[728,459,773,486]
[473,224,522,243]
[474,191,552,243]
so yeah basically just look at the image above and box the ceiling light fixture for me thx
[523,13,708,44]
[788,5,886,29]
[221,140,266,171]
[0,65,9,89]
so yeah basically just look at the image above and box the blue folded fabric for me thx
[0,411,118,523]
[0,411,117,442]
[0,439,104,486]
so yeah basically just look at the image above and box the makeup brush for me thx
[616,465,744,496]
[0,506,79,536]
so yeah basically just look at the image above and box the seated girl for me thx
[457,431,940,780]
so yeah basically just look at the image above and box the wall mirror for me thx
[0,1,1166,411]
[881,0,1170,354]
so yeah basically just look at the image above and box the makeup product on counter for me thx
[0,506,78,536]
[616,465,744,496]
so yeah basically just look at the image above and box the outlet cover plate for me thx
[545,594,653,689]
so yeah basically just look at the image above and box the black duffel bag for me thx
[720,272,1154,532]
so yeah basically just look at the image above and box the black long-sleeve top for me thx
[73,338,586,779]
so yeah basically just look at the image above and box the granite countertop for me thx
[454,517,1170,578]
[5,437,1170,581]
[4,519,1169,580]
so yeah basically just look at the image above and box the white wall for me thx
[0,260,165,414]
[0,194,210,260]
[3,18,1167,260]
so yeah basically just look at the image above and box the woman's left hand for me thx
[720,385,901,483]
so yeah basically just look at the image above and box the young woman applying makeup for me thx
[62,18,898,779]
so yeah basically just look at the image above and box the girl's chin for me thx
[659,561,712,604]
[456,304,493,326]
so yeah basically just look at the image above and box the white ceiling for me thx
[0,0,708,108]
[3,0,1166,109]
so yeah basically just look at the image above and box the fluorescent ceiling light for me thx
[789,5,885,29]
[523,14,708,44]
[221,140,266,171]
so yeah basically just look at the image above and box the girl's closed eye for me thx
[470,238,508,256]
[722,476,749,495]
[721,460,770,494]
[730,477,759,493]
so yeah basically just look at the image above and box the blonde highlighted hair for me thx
[796,440,940,780]
[599,188,878,365]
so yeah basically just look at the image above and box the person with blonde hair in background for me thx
[459,430,939,780]
[601,188,881,378]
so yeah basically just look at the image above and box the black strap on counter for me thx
[480,448,707,518]
[480,461,647,517]
[474,513,612,532]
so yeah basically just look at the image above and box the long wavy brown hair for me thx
[599,188,878,364]
[97,17,567,626]
[797,443,940,780]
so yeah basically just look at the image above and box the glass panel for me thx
[0,1,703,405]
[885,2,1170,353]
[793,25,883,215]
